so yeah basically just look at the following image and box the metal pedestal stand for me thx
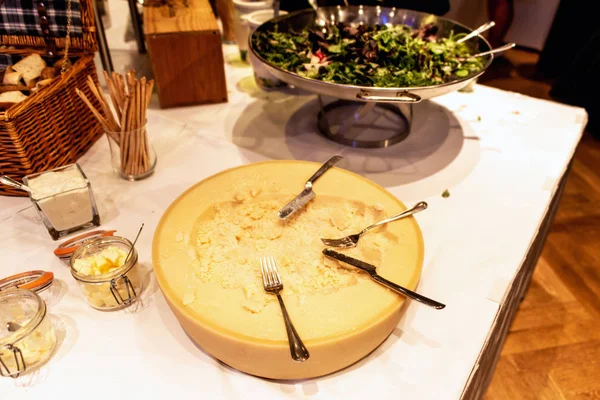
[316,96,413,148]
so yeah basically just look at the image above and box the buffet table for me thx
[0,47,587,399]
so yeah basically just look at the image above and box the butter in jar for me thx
[70,236,141,310]
[23,164,100,240]
[0,288,57,378]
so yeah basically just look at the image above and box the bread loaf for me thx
[12,54,47,87]
[41,67,56,80]
[32,79,54,92]
[2,71,23,86]
[0,84,29,93]
[53,59,72,75]
[0,90,28,104]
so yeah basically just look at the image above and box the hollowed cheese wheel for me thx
[152,161,424,380]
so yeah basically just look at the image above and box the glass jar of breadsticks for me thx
[76,71,157,181]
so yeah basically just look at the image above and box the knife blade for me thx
[277,156,343,220]
[322,249,377,273]
[277,188,316,220]
[322,249,446,310]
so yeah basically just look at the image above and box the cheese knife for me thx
[278,155,343,220]
[322,249,446,310]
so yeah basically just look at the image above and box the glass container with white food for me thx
[70,236,141,311]
[23,163,100,240]
[0,288,57,378]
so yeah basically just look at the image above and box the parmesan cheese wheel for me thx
[153,161,424,379]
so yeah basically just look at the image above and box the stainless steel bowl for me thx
[249,6,493,103]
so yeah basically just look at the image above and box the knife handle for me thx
[306,156,343,187]
[371,274,446,310]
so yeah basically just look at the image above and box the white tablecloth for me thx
[0,52,587,399]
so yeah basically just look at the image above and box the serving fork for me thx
[260,256,310,362]
[321,201,428,248]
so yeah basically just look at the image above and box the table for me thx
[0,50,587,399]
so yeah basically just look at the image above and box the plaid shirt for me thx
[0,0,83,37]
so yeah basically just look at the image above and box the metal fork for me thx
[321,201,428,248]
[260,257,310,362]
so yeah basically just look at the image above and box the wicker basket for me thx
[0,0,102,197]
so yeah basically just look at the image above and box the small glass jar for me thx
[106,123,157,182]
[0,288,57,378]
[70,236,141,311]
[23,164,100,241]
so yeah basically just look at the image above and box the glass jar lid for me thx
[0,288,47,349]
[54,229,117,259]
[70,236,138,283]
[0,271,54,293]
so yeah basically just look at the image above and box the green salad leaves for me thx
[253,22,484,87]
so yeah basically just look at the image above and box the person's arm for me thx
[487,0,515,48]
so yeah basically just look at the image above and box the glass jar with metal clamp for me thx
[0,288,57,378]
[70,236,141,311]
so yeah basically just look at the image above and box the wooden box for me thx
[144,0,228,108]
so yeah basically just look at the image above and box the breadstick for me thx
[86,77,120,132]
[76,89,116,140]
[103,70,123,122]
[140,79,148,172]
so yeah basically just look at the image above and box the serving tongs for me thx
[459,42,516,61]
[455,21,496,44]
[323,249,445,310]
[452,21,515,61]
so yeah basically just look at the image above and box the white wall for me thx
[505,0,560,50]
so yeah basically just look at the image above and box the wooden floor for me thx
[479,50,600,399]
